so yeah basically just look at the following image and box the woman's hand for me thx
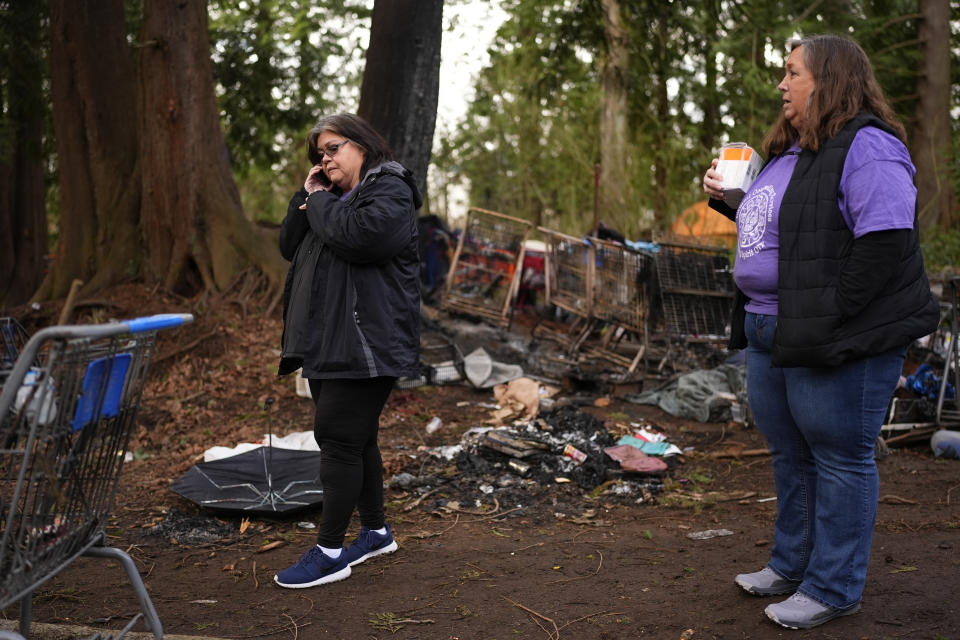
[304,164,330,194]
[703,159,725,200]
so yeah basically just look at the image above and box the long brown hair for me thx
[763,35,906,155]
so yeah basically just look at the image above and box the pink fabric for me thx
[603,444,668,473]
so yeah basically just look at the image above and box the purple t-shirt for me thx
[733,127,917,315]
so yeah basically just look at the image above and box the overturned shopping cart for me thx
[0,313,192,640]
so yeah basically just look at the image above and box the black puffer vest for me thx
[729,114,939,367]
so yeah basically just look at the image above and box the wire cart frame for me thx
[653,240,734,340]
[586,238,657,374]
[0,313,192,640]
[442,208,532,328]
[1,318,33,387]
[533,229,596,355]
[647,240,734,374]
[540,228,594,319]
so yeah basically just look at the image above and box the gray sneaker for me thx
[734,567,800,596]
[765,592,861,629]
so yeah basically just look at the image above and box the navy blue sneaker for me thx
[274,546,351,588]
[342,524,399,567]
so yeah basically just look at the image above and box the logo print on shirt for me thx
[737,185,775,257]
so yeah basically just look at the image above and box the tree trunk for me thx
[598,0,633,235]
[0,0,47,307]
[137,0,285,295]
[357,0,443,203]
[38,0,141,301]
[699,0,720,155]
[913,0,956,230]
[652,3,670,230]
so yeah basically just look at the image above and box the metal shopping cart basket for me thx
[1,318,33,388]
[0,313,192,640]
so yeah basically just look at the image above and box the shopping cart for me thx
[1,318,33,387]
[0,313,192,640]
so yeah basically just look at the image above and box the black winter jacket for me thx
[278,161,422,379]
[710,114,939,368]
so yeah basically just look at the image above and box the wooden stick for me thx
[708,448,770,458]
[255,540,285,553]
[503,596,559,640]
[57,279,84,325]
[885,427,937,445]
[545,550,603,585]
[556,610,623,634]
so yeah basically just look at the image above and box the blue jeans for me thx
[744,312,903,610]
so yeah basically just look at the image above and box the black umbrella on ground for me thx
[170,398,323,516]
[170,446,324,516]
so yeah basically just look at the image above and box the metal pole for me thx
[593,163,601,236]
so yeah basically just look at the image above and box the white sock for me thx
[317,544,341,558]
[372,526,387,536]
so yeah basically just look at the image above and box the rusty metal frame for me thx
[442,207,532,327]
[585,238,657,375]
[540,227,594,319]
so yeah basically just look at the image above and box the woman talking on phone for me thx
[274,113,421,588]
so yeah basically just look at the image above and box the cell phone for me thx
[314,167,332,187]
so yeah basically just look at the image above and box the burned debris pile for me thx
[395,404,676,513]
[456,406,622,490]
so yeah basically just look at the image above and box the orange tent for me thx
[669,200,737,248]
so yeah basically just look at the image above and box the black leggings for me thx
[308,376,396,548]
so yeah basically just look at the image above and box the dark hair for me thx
[763,34,906,155]
[306,113,394,181]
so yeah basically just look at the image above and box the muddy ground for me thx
[3,284,959,640]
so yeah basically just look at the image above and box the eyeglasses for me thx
[317,139,351,160]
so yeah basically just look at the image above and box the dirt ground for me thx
[3,284,960,640]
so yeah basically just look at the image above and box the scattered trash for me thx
[603,444,668,473]
[489,377,542,423]
[562,444,588,464]
[507,459,531,476]
[906,364,955,400]
[931,429,960,459]
[463,347,525,388]
[686,529,735,540]
[624,364,747,423]
[426,416,443,434]
[616,434,680,457]
[203,430,318,462]
[388,472,441,490]
[481,429,551,458]
[13,368,59,426]
[297,521,316,529]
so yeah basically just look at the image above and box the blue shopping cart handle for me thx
[123,313,194,333]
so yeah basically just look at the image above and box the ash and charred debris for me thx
[458,406,619,490]
[395,406,670,511]
[145,509,238,545]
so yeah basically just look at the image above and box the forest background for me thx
[1,0,958,309]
